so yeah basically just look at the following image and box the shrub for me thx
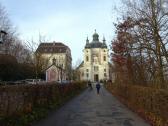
[0,81,87,126]
[105,83,168,126]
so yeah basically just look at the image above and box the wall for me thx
[42,53,66,68]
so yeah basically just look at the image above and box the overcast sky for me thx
[1,0,121,66]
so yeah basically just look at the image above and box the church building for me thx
[78,30,110,82]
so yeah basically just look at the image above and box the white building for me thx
[36,42,72,81]
[78,30,111,82]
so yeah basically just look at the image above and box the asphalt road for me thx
[33,84,150,126]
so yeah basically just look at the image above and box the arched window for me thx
[103,56,106,61]
[86,56,89,61]
[86,73,89,78]
[104,73,107,77]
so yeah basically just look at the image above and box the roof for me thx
[0,54,17,64]
[85,42,107,48]
[36,42,70,54]
[46,63,65,71]
[76,61,84,70]
[85,31,107,49]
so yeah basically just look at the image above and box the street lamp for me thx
[0,30,7,44]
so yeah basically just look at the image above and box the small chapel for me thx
[78,30,111,82]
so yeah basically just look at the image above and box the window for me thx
[93,56,98,63]
[104,50,106,52]
[104,69,106,72]
[86,73,89,78]
[103,56,106,61]
[104,73,107,77]
[86,56,89,61]
[94,66,99,72]
[86,69,89,72]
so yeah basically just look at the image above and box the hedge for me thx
[0,81,86,126]
[105,83,168,126]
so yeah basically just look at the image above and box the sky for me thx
[1,0,122,66]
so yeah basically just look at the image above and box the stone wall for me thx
[0,82,86,117]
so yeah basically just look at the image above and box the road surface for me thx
[33,84,150,126]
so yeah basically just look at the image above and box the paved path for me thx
[33,84,150,126]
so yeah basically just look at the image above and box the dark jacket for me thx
[96,83,100,89]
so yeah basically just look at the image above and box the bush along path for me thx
[0,81,87,126]
[105,83,168,126]
[32,83,150,126]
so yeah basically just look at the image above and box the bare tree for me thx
[0,3,31,63]
[72,59,82,81]
[25,35,55,79]
[111,0,168,87]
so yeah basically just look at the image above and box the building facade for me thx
[78,30,110,82]
[36,42,72,81]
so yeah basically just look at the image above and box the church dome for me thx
[85,30,107,49]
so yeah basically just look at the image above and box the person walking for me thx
[88,80,92,90]
[96,81,101,94]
